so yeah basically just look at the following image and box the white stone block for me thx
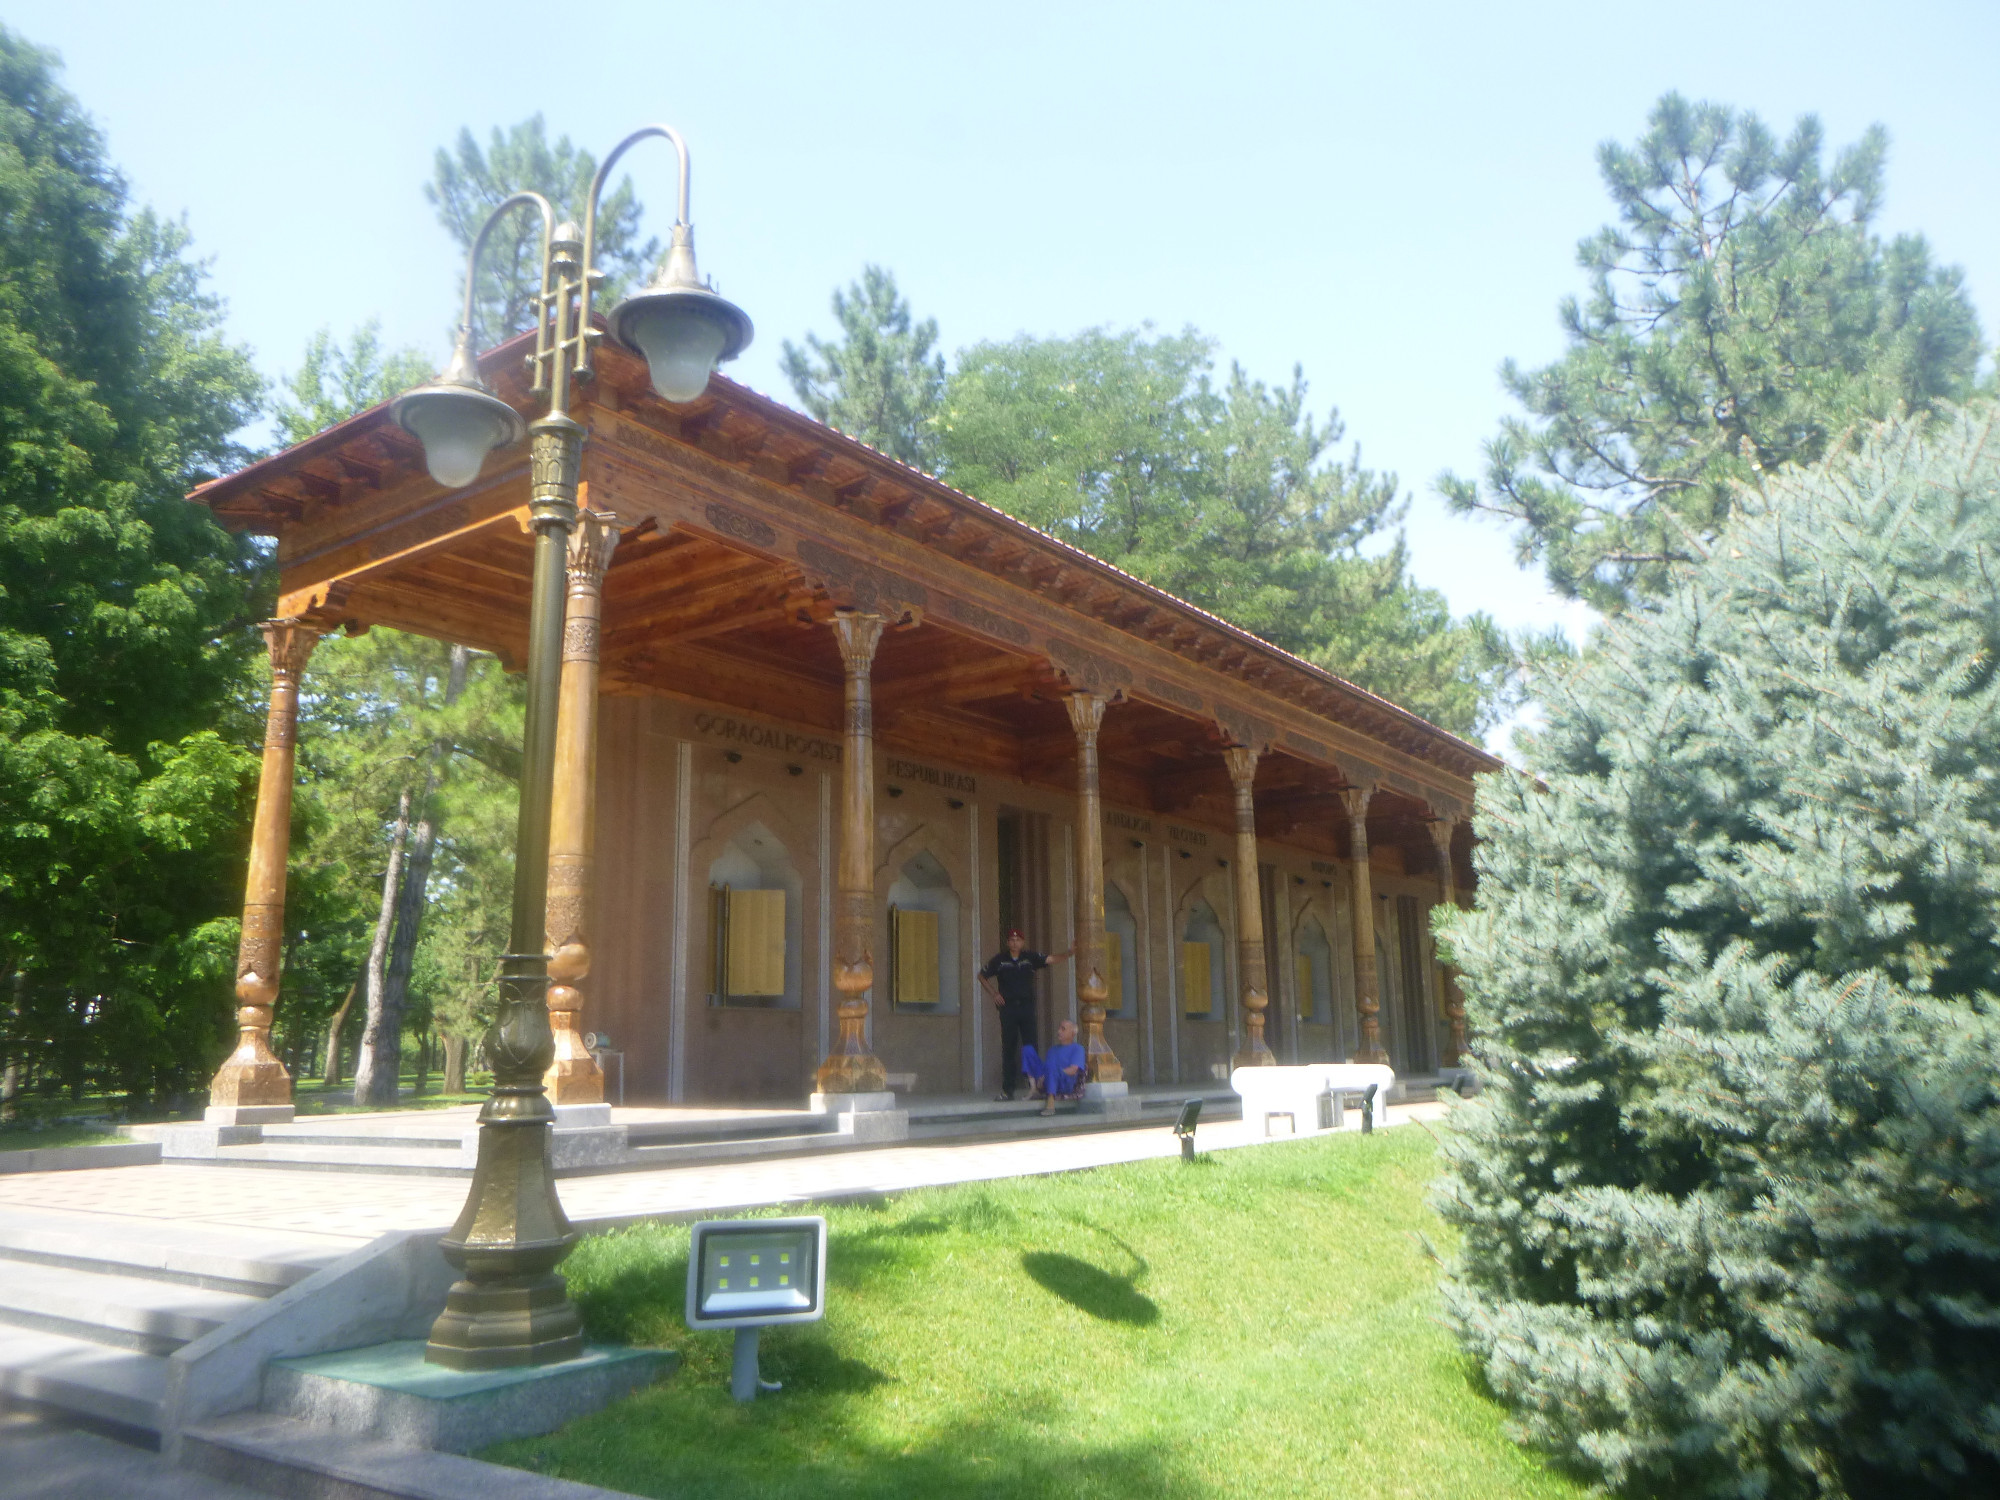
[549,1126,629,1170]
[835,1109,909,1143]
[807,1091,900,1114]
[204,1105,294,1126]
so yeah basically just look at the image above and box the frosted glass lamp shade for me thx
[392,383,524,489]
[608,283,753,405]
[623,302,731,403]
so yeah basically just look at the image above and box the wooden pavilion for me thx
[191,332,1499,1109]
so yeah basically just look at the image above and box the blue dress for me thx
[1042,1041,1087,1097]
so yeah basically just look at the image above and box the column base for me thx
[815,1054,888,1096]
[1230,1046,1278,1069]
[543,1061,605,1106]
[208,1060,294,1113]
[1351,1047,1389,1066]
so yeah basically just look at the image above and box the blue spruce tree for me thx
[1438,407,2000,1497]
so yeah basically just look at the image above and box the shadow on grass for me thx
[1020,1252,1159,1326]
[767,1334,892,1395]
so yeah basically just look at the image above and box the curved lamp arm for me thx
[578,125,691,373]
[456,191,557,389]
[392,191,555,488]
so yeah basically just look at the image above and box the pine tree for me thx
[781,265,946,470]
[1440,93,1983,613]
[1436,406,2000,1495]
[425,115,657,349]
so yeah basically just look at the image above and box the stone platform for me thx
[120,1084,1240,1178]
[264,1339,675,1453]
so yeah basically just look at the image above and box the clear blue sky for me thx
[27,1,2000,746]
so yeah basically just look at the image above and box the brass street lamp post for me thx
[391,125,751,1369]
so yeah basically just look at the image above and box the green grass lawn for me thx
[0,1122,117,1152]
[291,1077,492,1115]
[486,1125,1580,1500]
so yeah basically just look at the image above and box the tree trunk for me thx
[442,1032,468,1096]
[367,647,468,1110]
[1,968,21,1122]
[351,788,412,1107]
[321,977,358,1086]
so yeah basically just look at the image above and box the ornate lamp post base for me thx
[427,964,584,1370]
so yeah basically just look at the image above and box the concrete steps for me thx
[0,1211,343,1440]
[0,1260,265,1354]
[188,1142,474,1175]
[0,1325,170,1435]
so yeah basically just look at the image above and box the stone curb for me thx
[183,1412,642,1500]
[0,1141,161,1174]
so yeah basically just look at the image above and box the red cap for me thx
[1005,927,1025,940]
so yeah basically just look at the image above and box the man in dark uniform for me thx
[978,928,1072,1101]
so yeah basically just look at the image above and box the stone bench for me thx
[1230,1063,1396,1136]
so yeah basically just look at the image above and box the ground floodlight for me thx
[1173,1098,1203,1161]
[687,1216,827,1401]
[1361,1083,1379,1135]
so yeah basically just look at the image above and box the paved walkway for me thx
[0,1412,274,1500]
[0,1104,1447,1254]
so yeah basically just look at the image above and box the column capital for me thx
[565,509,620,591]
[831,610,886,672]
[1338,784,1373,823]
[1223,744,1260,789]
[261,618,319,684]
[1064,690,1108,738]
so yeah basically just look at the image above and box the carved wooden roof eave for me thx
[626,364,1501,782]
[186,328,1501,801]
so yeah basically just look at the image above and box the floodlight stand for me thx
[1180,1134,1196,1163]
[731,1327,783,1402]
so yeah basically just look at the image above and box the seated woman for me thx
[1039,1019,1088,1116]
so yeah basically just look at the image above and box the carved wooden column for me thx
[209,619,318,1119]
[1341,785,1388,1064]
[1430,819,1468,1066]
[816,610,889,1094]
[1226,746,1276,1068]
[1066,693,1121,1082]
[544,510,619,1104]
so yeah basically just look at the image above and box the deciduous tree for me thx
[939,327,1511,735]
[0,27,265,1110]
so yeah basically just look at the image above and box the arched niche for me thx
[1104,879,1140,1019]
[886,847,961,1014]
[704,819,804,1010]
[1294,914,1335,1028]
[1178,896,1227,1020]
